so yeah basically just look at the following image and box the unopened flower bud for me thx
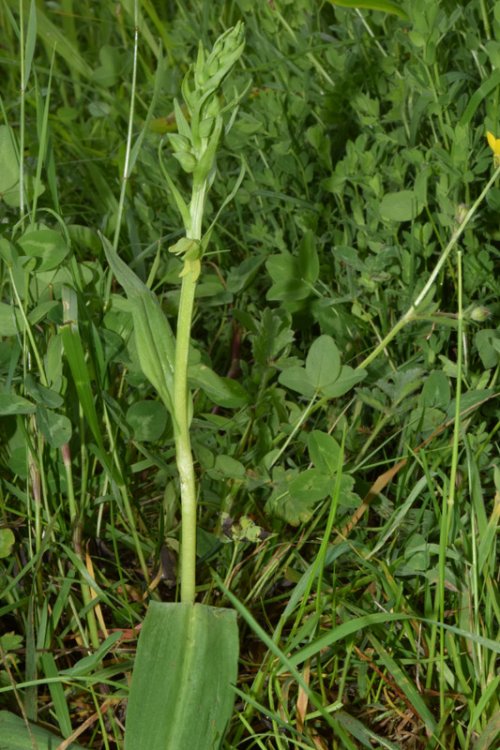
[454,203,468,226]
[469,306,491,322]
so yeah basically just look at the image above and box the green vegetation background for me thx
[0,1,499,748]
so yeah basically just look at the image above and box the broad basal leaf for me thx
[124,602,239,750]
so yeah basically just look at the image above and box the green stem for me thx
[174,270,198,604]
[175,178,207,605]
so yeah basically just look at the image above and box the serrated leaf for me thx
[0,632,23,650]
[251,308,294,366]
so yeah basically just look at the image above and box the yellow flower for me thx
[486,131,500,166]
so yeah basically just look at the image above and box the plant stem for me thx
[174,270,198,604]
[175,178,207,605]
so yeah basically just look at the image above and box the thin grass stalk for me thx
[18,0,25,217]
[436,248,464,717]
[359,163,500,370]
[112,0,139,256]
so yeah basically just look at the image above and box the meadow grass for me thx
[0,1,499,748]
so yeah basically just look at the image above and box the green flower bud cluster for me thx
[167,22,245,183]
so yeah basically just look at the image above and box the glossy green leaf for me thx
[124,602,239,750]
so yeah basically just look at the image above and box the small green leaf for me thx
[18,228,69,271]
[0,394,36,416]
[266,252,310,302]
[189,363,248,408]
[422,371,451,408]
[0,125,19,206]
[126,400,168,441]
[278,366,316,399]
[211,454,246,480]
[266,468,333,526]
[92,45,126,87]
[0,632,23,650]
[0,528,15,558]
[0,302,24,336]
[475,329,500,369]
[308,431,342,476]
[305,335,341,390]
[24,375,63,408]
[36,407,72,449]
[321,365,366,398]
[380,190,422,222]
